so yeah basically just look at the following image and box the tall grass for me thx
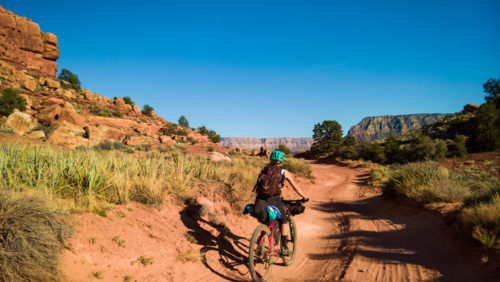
[0,144,273,211]
[284,157,314,180]
[381,160,500,249]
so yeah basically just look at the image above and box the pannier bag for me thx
[288,202,305,215]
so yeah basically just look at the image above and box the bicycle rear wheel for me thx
[282,216,298,266]
[249,224,275,281]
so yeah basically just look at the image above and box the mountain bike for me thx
[247,199,306,282]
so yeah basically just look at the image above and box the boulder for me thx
[208,152,232,163]
[5,109,37,135]
[463,104,479,113]
[44,97,65,106]
[159,135,174,145]
[45,78,60,89]
[125,135,160,147]
[59,102,84,126]
[46,121,87,147]
[38,77,46,86]
[133,104,141,114]
[22,77,37,91]
[37,104,62,125]
[26,130,45,140]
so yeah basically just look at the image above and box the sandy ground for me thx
[62,162,496,281]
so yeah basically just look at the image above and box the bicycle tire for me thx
[249,224,275,281]
[281,216,298,266]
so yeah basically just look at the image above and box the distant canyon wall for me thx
[0,5,59,77]
[347,114,449,142]
[221,137,314,152]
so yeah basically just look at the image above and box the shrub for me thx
[277,144,292,155]
[197,126,220,143]
[95,140,124,151]
[0,191,73,281]
[452,134,467,157]
[160,123,188,136]
[123,96,134,106]
[0,88,27,116]
[142,105,154,117]
[58,68,81,91]
[283,157,314,180]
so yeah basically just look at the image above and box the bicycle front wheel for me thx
[249,224,275,281]
[282,216,298,266]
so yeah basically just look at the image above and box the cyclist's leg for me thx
[266,197,290,251]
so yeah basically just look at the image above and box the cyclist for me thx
[252,150,308,255]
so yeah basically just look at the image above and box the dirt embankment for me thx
[63,163,497,281]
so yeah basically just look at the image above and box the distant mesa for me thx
[221,137,314,152]
[348,114,449,142]
[0,5,59,77]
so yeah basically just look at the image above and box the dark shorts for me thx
[253,195,288,224]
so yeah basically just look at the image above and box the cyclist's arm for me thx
[283,169,307,199]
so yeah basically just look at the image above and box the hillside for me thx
[221,137,314,152]
[0,5,217,150]
[347,114,449,142]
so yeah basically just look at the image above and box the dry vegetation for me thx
[373,161,500,250]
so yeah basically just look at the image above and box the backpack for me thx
[254,164,284,197]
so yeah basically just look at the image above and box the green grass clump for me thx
[177,249,203,262]
[136,256,154,265]
[0,191,73,281]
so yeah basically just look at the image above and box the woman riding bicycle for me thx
[252,150,309,256]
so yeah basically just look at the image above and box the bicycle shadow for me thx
[179,204,251,281]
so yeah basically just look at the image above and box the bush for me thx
[58,68,81,91]
[94,140,124,151]
[123,96,134,106]
[277,144,292,155]
[0,88,27,116]
[0,191,73,281]
[160,123,188,136]
[142,105,154,117]
[452,134,467,157]
[383,161,470,203]
[283,157,314,180]
[89,106,122,118]
[197,126,220,143]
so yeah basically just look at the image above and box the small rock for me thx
[45,78,60,89]
[27,130,45,140]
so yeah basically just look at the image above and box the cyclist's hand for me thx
[302,197,309,203]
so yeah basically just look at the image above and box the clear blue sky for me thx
[4,1,499,138]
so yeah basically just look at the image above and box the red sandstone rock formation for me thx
[0,5,59,77]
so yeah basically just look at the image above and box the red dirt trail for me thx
[63,163,495,281]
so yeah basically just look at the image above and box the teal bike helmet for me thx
[270,150,285,163]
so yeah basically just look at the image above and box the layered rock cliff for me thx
[221,137,314,152]
[347,114,449,142]
[0,5,59,77]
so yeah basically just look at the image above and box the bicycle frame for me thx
[260,221,280,256]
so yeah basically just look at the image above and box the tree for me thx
[383,133,400,162]
[277,144,292,155]
[142,105,154,117]
[310,120,343,155]
[0,88,26,116]
[483,78,500,104]
[58,69,81,91]
[343,136,357,146]
[472,103,500,151]
[197,126,220,143]
[453,134,467,157]
[178,115,190,128]
[197,126,208,135]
